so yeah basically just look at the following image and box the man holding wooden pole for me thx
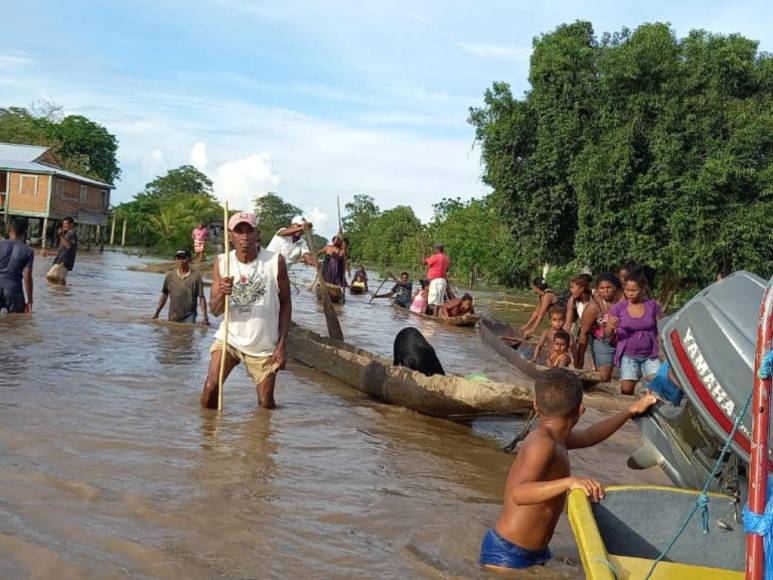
[200,211,292,410]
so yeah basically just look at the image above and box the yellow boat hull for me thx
[568,485,744,579]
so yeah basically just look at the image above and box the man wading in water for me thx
[46,217,78,285]
[200,212,291,409]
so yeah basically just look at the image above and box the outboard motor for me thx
[630,271,772,500]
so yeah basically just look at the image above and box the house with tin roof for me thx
[0,142,114,246]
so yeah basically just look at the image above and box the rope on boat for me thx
[503,409,536,453]
[644,388,754,579]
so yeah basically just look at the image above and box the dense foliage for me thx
[343,194,511,281]
[469,22,773,287]
[115,166,223,253]
[0,104,121,184]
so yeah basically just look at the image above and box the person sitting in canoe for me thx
[479,369,657,572]
[530,306,567,363]
[547,330,572,368]
[410,280,429,314]
[439,292,474,318]
[352,265,368,291]
[375,272,412,308]
[521,278,558,338]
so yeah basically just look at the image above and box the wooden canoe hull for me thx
[349,282,366,294]
[568,485,743,579]
[287,323,533,418]
[391,302,480,327]
[479,316,611,387]
[315,282,344,303]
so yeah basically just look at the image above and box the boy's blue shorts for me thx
[479,528,552,569]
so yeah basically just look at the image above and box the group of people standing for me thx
[521,263,661,394]
[0,216,80,314]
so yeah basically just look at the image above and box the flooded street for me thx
[0,250,669,579]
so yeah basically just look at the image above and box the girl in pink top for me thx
[410,280,429,314]
[192,222,209,262]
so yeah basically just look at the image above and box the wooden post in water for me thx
[97,225,103,252]
[121,220,127,246]
[42,217,49,249]
[110,217,116,245]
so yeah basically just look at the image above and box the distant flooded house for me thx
[0,142,114,246]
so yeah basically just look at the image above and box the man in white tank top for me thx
[200,211,292,409]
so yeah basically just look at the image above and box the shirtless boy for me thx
[531,306,567,362]
[547,330,572,368]
[480,369,657,570]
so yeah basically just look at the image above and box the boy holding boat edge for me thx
[480,368,657,571]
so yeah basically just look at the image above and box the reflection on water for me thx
[0,251,669,578]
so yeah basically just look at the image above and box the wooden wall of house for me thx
[50,178,110,217]
[6,172,50,214]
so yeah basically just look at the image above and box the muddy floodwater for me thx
[0,250,669,579]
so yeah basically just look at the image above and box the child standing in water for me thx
[547,330,572,368]
[479,369,657,571]
[531,306,567,363]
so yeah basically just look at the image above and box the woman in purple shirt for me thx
[606,270,662,395]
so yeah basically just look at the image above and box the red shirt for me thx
[426,253,450,280]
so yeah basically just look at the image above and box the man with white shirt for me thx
[200,212,292,410]
[266,220,316,267]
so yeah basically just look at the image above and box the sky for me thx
[1,0,770,237]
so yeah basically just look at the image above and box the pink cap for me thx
[228,212,257,231]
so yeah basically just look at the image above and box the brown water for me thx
[0,251,669,579]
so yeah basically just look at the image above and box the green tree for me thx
[366,206,422,268]
[0,105,120,183]
[342,194,380,261]
[470,21,773,288]
[427,196,514,283]
[140,165,213,200]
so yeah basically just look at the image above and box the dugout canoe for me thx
[391,301,480,328]
[349,281,367,294]
[568,485,743,579]
[315,282,344,303]
[480,316,614,389]
[287,323,533,418]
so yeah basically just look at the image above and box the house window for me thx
[19,175,38,196]
[101,190,109,209]
[79,184,88,203]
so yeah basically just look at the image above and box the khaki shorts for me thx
[427,278,447,306]
[210,340,280,385]
[46,263,68,284]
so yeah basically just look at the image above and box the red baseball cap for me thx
[227,212,257,231]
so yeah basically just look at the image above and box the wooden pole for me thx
[97,225,103,252]
[746,277,773,579]
[110,217,116,245]
[42,217,48,249]
[217,201,230,411]
[368,273,393,304]
[121,220,127,246]
[304,228,343,341]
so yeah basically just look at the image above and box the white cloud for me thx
[140,148,168,178]
[0,52,35,70]
[458,42,532,63]
[189,141,208,170]
[302,206,329,232]
[213,152,280,211]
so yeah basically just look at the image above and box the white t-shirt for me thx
[214,248,280,357]
[266,229,310,264]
